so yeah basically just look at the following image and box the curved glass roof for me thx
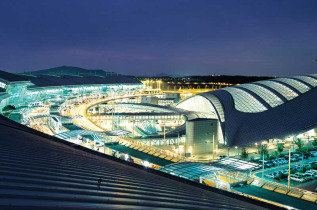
[293,76,317,87]
[54,130,105,139]
[240,84,283,108]
[274,78,310,93]
[255,80,298,100]
[308,75,317,80]
[176,95,218,119]
[206,94,225,122]
[224,87,267,113]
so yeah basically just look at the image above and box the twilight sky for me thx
[0,0,316,76]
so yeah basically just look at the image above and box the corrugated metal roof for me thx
[0,116,274,209]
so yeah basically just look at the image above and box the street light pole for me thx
[132,118,135,138]
[292,136,295,152]
[163,122,166,151]
[177,131,180,155]
[111,108,114,130]
[212,133,215,162]
[261,144,264,178]
[288,148,291,191]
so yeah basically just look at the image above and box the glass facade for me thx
[224,87,267,113]
[206,94,225,122]
[176,95,218,118]
[255,80,298,100]
[273,78,310,93]
[293,76,317,87]
[240,83,283,108]
[159,162,222,180]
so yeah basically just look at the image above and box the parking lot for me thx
[254,151,317,191]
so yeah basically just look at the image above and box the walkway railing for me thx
[119,136,192,163]
[250,174,317,203]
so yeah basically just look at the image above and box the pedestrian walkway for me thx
[234,185,317,210]
[106,144,173,166]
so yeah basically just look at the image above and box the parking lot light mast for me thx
[261,142,265,179]
[177,131,180,155]
[212,133,215,161]
[288,148,291,191]
[261,144,264,179]
[292,136,295,152]
[301,152,304,171]
[163,122,166,151]
[277,156,280,178]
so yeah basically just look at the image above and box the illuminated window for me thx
[224,88,267,113]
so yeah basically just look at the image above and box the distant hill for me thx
[21,66,120,77]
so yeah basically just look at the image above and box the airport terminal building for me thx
[0,68,316,209]
[0,70,142,116]
[177,74,317,146]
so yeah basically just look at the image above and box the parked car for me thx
[283,169,289,175]
[306,170,317,175]
[304,172,317,179]
[290,174,305,183]
[286,156,298,162]
[310,152,317,157]
[218,155,228,160]
[264,173,275,179]
[295,172,313,181]
[279,158,288,164]
[253,165,261,170]
[309,151,317,157]
[272,159,285,165]
[259,160,273,168]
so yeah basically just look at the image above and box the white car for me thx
[290,175,305,183]
[264,173,275,179]
[307,169,317,174]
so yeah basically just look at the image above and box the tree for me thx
[257,144,268,156]
[277,143,284,155]
[312,138,317,148]
[276,143,284,176]
[271,151,279,159]
[2,105,16,112]
[2,105,16,117]
[240,147,248,160]
[295,138,304,150]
